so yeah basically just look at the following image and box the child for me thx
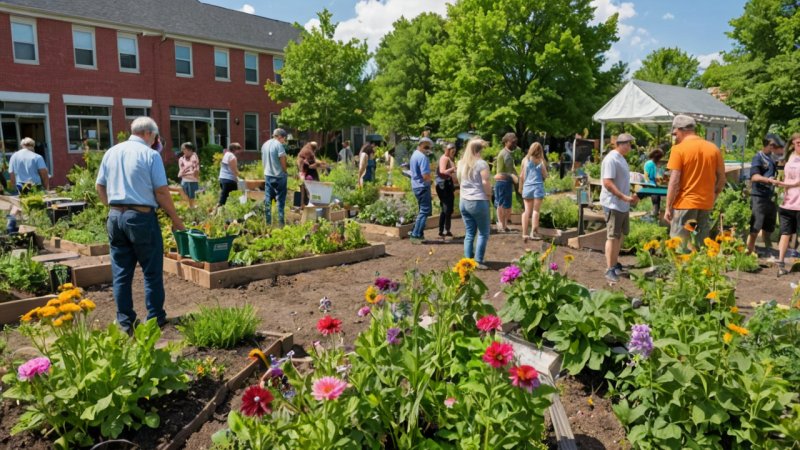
[177,142,200,208]
[519,142,548,241]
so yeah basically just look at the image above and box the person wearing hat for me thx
[262,128,289,227]
[494,132,519,232]
[600,133,639,282]
[408,137,435,243]
[746,133,786,254]
[664,114,725,243]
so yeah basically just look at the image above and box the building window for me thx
[244,52,258,84]
[213,110,229,146]
[175,42,192,77]
[270,113,280,136]
[124,107,150,118]
[214,48,229,80]
[244,113,258,150]
[118,33,138,72]
[72,27,96,68]
[273,57,283,84]
[66,105,111,151]
[11,17,38,64]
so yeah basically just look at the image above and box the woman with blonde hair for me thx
[519,142,548,241]
[456,137,492,269]
[776,133,800,276]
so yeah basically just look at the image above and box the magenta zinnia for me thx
[482,342,514,368]
[240,385,273,417]
[476,315,502,333]
[500,264,522,284]
[357,306,371,317]
[312,376,348,401]
[316,315,342,335]
[17,357,50,381]
[508,365,541,392]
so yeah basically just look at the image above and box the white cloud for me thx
[239,3,255,14]
[332,0,450,50]
[304,18,321,32]
[662,12,674,20]
[696,52,721,70]
[591,0,636,22]
[630,58,643,72]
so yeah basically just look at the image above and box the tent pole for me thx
[600,122,605,158]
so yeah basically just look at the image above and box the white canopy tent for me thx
[592,79,749,159]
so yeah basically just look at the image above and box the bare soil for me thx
[3,218,794,449]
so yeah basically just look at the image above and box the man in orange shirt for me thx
[664,115,725,242]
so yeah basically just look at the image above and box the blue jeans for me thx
[461,199,491,263]
[411,186,432,238]
[266,174,287,226]
[106,209,165,332]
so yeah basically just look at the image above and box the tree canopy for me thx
[266,9,370,149]
[701,0,800,136]
[633,47,701,88]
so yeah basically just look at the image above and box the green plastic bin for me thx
[187,230,236,263]
[173,230,191,257]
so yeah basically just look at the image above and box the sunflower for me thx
[365,286,380,304]
[643,240,661,252]
[453,258,478,283]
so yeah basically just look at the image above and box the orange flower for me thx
[723,332,733,344]
[78,299,96,311]
[727,323,749,336]
[59,303,82,314]
[730,306,739,314]
[453,258,478,283]
[665,237,682,250]
[706,291,718,300]
[21,307,40,323]
[37,306,59,318]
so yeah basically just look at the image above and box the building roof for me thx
[593,79,748,125]
[0,0,299,53]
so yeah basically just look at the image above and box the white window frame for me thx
[72,25,97,69]
[117,32,139,73]
[175,41,193,77]
[214,48,230,81]
[244,113,259,151]
[10,16,39,65]
[244,52,258,85]
[64,104,113,153]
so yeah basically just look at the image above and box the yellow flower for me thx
[665,237,682,250]
[677,254,691,264]
[703,237,720,250]
[46,298,63,308]
[643,240,661,252]
[59,303,82,314]
[21,307,40,323]
[53,317,64,327]
[723,332,733,344]
[538,246,555,262]
[702,268,712,277]
[59,283,74,291]
[706,291,718,300]
[248,348,268,365]
[78,299,96,312]
[453,258,478,283]
[730,306,739,314]
[707,248,719,258]
[564,254,575,263]
[196,365,205,376]
[37,306,59,318]
[727,323,749,336]
[365,285,380,304]
[57,288,81,303]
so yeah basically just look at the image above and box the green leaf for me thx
[144,412,160,428]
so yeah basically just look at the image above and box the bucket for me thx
[173,230,191,257]
[303,181,334,206]
[187,229,236,263]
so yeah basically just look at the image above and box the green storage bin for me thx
[187,230,236,263]
[173,230,191,257]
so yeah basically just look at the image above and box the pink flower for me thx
[476,315,503,333]
[357,306,371,317]
[312,376,348,401]
[482,342,514,368]
[18,357,50,381]
[508,365,541,392]
[550,262,559,271]
[500,265,522,284]
[316,315,342,335]
[444,397,457,408]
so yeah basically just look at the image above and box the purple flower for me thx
[550,262,559,271]
[628,324,654,358]
[266,367,284,379]
[374,277,392,291]
[18,357,50,381]
[500,265,522,284]
[357,306,371,317]
[389,281,400,292]
[386,327,402,345]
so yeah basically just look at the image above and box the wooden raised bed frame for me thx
[50,236,109,256]
[359,218,437,239]
[0,294,56,325]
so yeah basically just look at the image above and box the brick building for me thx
[0,0,298,184]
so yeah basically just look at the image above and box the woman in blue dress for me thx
[519,142,548,241]
[358,143,376,186]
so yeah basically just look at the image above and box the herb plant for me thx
[0,250,49,295]
[178,304,260,349]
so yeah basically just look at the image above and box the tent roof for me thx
[592,79,748,125]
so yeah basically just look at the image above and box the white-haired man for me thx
[9,137,49,193]
[96,117,185,335]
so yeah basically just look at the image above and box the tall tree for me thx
[370,13,447,138]
[702,0,800,136]
[426,0,625,143]
[266,9,370,155]
[633,47,701,88]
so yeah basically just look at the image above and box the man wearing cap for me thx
[262,128,288,227]
[600,133,638,282]
[747,133,786,254]
[409,137,434,244]
[494,132,519,232]
[665,114,726,243]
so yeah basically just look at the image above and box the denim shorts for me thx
[181,181,199,199]
[494,179,513,208]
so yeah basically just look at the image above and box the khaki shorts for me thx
[670,209,711,241]
[605,208,630,239]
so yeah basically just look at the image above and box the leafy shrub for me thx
[358,197,416,226]
[48,206,109,245]
[711,186,750,239]
[543,174,574,193]
[0,250,49,295]
[539,196,578,229]
[740,301,800,384]
[623,219,667,249]
[178,304,260,349]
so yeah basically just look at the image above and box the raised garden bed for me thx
[49,236,109,256]
[0,294,56,325]
[359,218,437,238]
[164,243,385,289]
[62,255,113,287]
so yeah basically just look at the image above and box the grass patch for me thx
[177,304,260,349]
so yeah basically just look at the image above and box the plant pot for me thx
[187,230,236,263]
[173,230,191,258]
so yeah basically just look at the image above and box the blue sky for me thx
[200,0,747,73]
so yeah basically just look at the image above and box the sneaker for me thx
[476,263,490,270]
[409,237,423,245]
[778,262,789,277]
[605,268,620,283]
[614,262,625,276]
[445,231,454,238]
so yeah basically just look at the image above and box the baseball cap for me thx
[672,114,696,129]
[616,133,635,144]
[419,137,434,147]
[273,128,288,138]
[764,133,785,148]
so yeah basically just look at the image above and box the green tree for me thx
[427,0,625,144]
[633,47,701,88]
[701,0,800,136]
[370,13,447,138]
[266,9,370,156]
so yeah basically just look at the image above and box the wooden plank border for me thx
[50,237,109,256]
[359,218,437,239]
[0,294,56,325]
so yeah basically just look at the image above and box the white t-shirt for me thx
[459,160,490,201]
[219,152,237,181]
[600,150,630,212]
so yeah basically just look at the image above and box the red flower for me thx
[317,315,343,335]
[240,385,273,417]
[508,365,541,392]
[476,315,502,333]
[482,342,514,368]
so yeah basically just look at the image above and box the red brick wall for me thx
[0,13,282,184]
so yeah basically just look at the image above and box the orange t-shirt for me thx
[667,135,723,210]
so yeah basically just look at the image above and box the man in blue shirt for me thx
[262,128,288,227]
[8,137,49,193]
[96,117,185,335]
[409,137,434,244]
[747,133,785,254]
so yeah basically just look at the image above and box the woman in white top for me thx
[218,143,242,207]
[456,137,492,269]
